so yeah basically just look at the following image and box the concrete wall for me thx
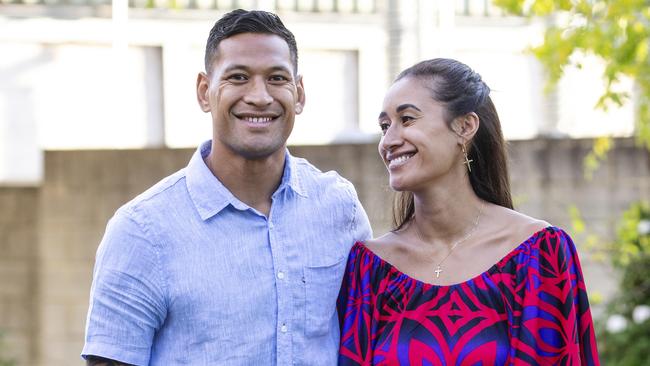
[0,187,38,365]
[36,149,193,364]
[0,138,648,365]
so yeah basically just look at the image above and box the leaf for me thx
[583,136,613,179]
[493,0,650,160]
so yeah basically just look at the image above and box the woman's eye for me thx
[401,115,414,123]
[379,122,390,135]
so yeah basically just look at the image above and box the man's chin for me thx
[233,145,286,161]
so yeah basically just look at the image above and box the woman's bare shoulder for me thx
[363,232,397,257]
[362,229,420,268]
[505,208,550,235]
[485,205,551,247]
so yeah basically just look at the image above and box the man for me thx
[82,9,372,366]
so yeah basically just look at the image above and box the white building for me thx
[0,0,635,183]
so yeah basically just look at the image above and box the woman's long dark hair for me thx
[392,58,513,230]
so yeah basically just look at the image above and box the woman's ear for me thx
[452,112,479,142]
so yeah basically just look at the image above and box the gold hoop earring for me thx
[461,144,473,173]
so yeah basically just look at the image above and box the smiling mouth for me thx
[387,153,415,169]
[243,116,274,123]
[234,113,280,126]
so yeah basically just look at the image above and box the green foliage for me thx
[493,0,650,161]
[568,204,607,264]
[583,135,614,179]
[598,316,650,366]
[491,3,650,362]
[612,201,650,267]
[0,331,15,366]
[596,202,650,365]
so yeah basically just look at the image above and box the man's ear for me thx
[294,75,305,114]
[452,112,479,141]
[196,72,211,112]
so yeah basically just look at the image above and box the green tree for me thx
[493,0,650,174]
[492,2,650,364]
[596,202,650,365]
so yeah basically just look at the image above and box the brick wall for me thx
[0,138,648,365]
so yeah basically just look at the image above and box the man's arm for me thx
[82,210,166,366]
[85,355,135,366]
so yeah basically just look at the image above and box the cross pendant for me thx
[463,155,474,172]
[434,266,443,278]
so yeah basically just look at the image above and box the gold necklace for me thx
[415,203,484,279]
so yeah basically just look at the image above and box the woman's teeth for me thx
[389,154,413,168]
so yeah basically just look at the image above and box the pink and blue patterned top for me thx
[338,227,600,365]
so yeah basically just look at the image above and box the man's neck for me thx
[205,146,286,217]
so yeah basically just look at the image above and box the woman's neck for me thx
[410,179,484,248]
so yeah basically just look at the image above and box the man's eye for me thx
[401,115,414,123]
[269,75,289,82]
[228,74,248,81]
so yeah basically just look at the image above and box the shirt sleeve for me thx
[82,208,167,366]
[516,228,600,365]
[337,243,375,365]
[347,185,373,244]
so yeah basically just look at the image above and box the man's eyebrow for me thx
[396,104,422,113]
[222,64,249,73]
[378,111,387,120]
[222,65,292,73]
[268,65,292,73]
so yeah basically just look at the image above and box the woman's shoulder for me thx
[478,205,551,254]
[496,206,550,234]
[360,231,417,266]
[362,233,396,256]
[494,207,575,251]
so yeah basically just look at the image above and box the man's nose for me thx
[243,77,273,106]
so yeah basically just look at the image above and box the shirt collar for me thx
[186,140,307,221]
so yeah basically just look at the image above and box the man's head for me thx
[204,9,299,75]
[196,10,305,162]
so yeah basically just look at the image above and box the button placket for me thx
[267,216,292,364]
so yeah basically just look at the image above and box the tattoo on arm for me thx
[85,355,135,366]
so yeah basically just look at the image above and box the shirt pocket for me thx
[303,255,347,338]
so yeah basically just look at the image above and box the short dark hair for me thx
[392,58,513,230]
[204,9,298,74]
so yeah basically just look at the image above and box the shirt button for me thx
[277,271,285,280]
[269,222,274,229]
[281,324,288,333]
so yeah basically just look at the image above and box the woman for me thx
[338,59,599,365]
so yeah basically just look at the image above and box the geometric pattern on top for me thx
[338,227,600,365]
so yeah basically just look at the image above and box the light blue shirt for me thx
[82,141,372,366]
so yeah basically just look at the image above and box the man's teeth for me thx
[245,117,273,123]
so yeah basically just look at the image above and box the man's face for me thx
[197,33,305,160]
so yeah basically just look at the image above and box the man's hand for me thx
[85,355,135,366]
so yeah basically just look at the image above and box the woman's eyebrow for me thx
[396,104,422,113]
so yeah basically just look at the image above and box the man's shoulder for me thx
[291,156,355,194]
[118,168,189,217]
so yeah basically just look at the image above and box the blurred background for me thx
[0,0,648,364]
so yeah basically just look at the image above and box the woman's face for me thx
[378,77,463,192]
